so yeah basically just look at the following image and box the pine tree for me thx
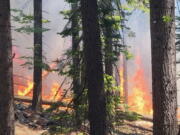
[0,0,15,134]
[32,0,43,111]
[150,0,178,134]
[71,1,82,128]
[80,0,107,134]
[103,0,114,76]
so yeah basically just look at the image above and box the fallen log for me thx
[14,95,72,108]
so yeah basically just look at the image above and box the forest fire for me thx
[47,83,61,101]
[120,56,153,116]
[17,81,33,97]
[13,46,62,102]
[15,80,62,101]
[119,67,124,98]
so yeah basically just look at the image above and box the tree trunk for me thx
[0,0,15,134]
[80,0,107,134]
[32,0,43,112]
[104,26,113,76]
[150,0,178,134]
[71,2,82,128]
[102,0,113,76]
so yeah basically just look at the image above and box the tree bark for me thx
[104,25,113,76]
[80,0,107,134]
[32,0,43,112]
[150,0,178,134]
[0,0,15,134]
[71,2,82,128]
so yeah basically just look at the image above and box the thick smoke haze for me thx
[126,11,152,97]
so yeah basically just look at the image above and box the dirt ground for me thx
[116,120,153,135]
[15,119,153,135]
[15,122,45,135]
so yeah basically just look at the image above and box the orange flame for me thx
[128,56,153,115]
[13,48,66,107]
[15,62,60,100]
[48,83,61,101]
[119,68,124,98]
[17,81,33,96]
[16,81,62,101]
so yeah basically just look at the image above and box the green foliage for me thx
[104,74,121,131]
[60,10,73,19]
[48,111,75,134]
[11,8,50,34]
[59,8,81,38]
[128,31,136,37]
[104,73,141,133]
[114,110,142,127]
[19,55,51,71]
[19,56,33,69]
[15,25,50,34]
[122,49,134,60]
[162,15,173,23]
[47,89,88,134]
[65,0,79,4]
[58,27,72,37]
[125,0,149,12]
[42,19,51,23]
[99,0,134,68]
[56,0,140,134]
[11,9,33,24]
[103,15,123,27]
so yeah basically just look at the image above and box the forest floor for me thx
[116,120,153,135]
[15,122,45,135]
[15,120,153,135]
[14,102,153,135]
[15,118,153,135]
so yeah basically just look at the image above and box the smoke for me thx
[125,11,152,95]
[126,10,180,106]
[11,1,180,106]
[11,0,70,93]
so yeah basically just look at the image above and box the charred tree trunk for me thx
[0,0,15,134]
[150,0,178,134]
[71,3,82,128]
[32,0,43,111]
[80,0,107,134]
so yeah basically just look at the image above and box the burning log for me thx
[14,95,71,108]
